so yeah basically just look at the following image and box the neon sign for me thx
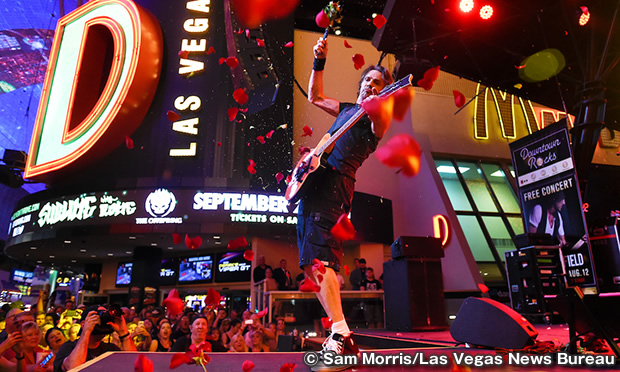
[432,214,450,246]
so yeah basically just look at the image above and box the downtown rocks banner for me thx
[510,120,597,290]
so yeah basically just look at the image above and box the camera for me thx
[92,304,122,335]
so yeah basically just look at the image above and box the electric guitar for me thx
[285,74,413,204]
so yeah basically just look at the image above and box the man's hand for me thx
[110,313,129,336]
[82,311,100,336]
[313,38,328,59]
[6,331,23,353]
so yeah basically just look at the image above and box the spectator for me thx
[53,305,136,371]
[142,318,155,338]
[337,272,346,290]
[243,314,275,350]
[149,320,172,352]
[222,319,241,348]
[229,333,248,352]
[360,268,383,329]
[170,315,190,342]
[207,329,227,352]
[252,255,272,283]
[247,330,269,352]
[45,313,59,327]
[0,309,22,343]
[349,258,367,290]
[212,309,227,331]
[40,323,54,348]
[360,268,381,291]
[6,321,44,366]
[218,318,232,346]
[67,324,80,342]
[273,259,294,290]
[0,330,27,371]
[148,307,164,331]
[130,322,151,351]
[45,327,68,354]
[170,316,209,352]
[263,268,279,292]
[35,313,46,328]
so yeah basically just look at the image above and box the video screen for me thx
[11,269,33,285]
[214,251,252,283]
[179,255,213,283]
[159,258,178,285]
[116,262,133,286]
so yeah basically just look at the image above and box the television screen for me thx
[159,258,178,285]
[214,251,252,283]
[178,255,213,283]
[11,269,33,285]
[116,262,133,286]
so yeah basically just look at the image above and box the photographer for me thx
[53,305,135,372]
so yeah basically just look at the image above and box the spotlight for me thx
[459,0,474,13]
[479,5,493,20]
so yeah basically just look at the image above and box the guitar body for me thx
[285,133,331,203]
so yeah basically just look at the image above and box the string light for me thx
[480,5,494,20]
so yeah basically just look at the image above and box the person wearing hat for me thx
[349,258,367,290]
[53,305,135,372]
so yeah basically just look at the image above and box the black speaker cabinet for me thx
[383,258,447,331]
[450,297,538,349]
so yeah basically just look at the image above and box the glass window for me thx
[482,216,517,261]
[507,216,525,236]
[457,215,494,261]
[480,163,521,213]
[434,159,473,211]
[456,161,497,212]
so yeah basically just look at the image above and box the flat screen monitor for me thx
[159,258,178,285]
[214,251,252,283]
[11,269,33,285]
[178,255,213,283]
[116,262,133,286]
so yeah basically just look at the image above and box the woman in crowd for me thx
[171,315,190,342]
[44,327,67,354]
[263,268,279,292]
[67,324,80,342]
[228,333,248,352]
[223,319,242,348]
[247,330,269,352]
[142,318,155,338]
[9,321,46,367]
[207,329,228,352]
[130,322,152,351]
[44,313,58,327]
[149,320,172,352]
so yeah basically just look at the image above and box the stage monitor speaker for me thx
[384,258,447,331]
[450,297,538,349]
[391,236,444,259]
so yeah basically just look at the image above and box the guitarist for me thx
[297,37,393,367]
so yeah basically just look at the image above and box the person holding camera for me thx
[53,305,135,372]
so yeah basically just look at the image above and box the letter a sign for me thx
[25,0,163,182]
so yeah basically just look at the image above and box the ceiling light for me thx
[91,255,96,258]
[129,236,136,240]
[436,165,470,174]
[30,247,37,250]
[215,241,221,244]
[80,249,86,252]
[168,247,174,250]
[107,253,114,256]
[49,255,55,259]
[71,260,77,263]
[213,236,220,239]
[64,240,71,244]
[125,251,132,254]
[37,261,42,264]
[150,243,157,246]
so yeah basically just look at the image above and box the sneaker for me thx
[317,333,361,358]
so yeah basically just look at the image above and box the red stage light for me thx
[479,5,493,20]
[579,6,590,26]
[459,0,474,13]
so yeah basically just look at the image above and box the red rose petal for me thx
[361,95,394,126]
[330,214,356,241]
[124,136,134,150]
[248,165,257,174]
[416,78,434,91]
[248,159,256,167]
[352,53,365,70]
[317,274,323,283]
[205,288,221,307]
[225,56,239,68]
[256,38,265,47]
[216,142,222,147]
[423,65,441,83]
[169,353,191,369]
[299,279,321,293]
[172,233,182,245]
[242,360,255,372]
[373,14,387,29]
[257,136,266,144]
[163,289,185,318]
[344,265,350,276]
[233,88,249,105]
[266,130,275,138]
[315,10,330,28]
[375,133,422,177]
[245,29,251,38]
[280,362,297,372]
[184,234,202,249]
[256,307,268,318]
[178,50,189,59]
[453,90,466,108]
[344,40,353,48]
[243,249,254,261]
[284,41,294,48]
[228,236,249,250]
[312,258,327,274]
[135,354,153,372]
[286,174,292,184]
[228,107,239,121]
[206,46,215,55]
[321,317,333,329]
[167,110,180,122]
[298,146,311,155]
[275,172,284,184]
[478,283,489,293]
[392,87,415,121]
[219,57,226,65]
[301,125,313,137]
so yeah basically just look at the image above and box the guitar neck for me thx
[316,74,413,154]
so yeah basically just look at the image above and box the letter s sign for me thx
[25,0,163,182]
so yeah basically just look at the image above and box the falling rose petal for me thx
[205,288,221,307]
[317,274,323,283]
[265,130,275,138]
[257,136,266,144]
[284,41,294,48]
[135,354,153,372]
[243,249,254,261]
[248,159,256,167]
[301,125,313,137]
[228,107,239,121]
[392,87,415,121]
[280,362,297,372]
[163,289,184,318]
[298,146,311,155]
[225,56,239,68]
[256,307,269,318]
[206,46,215,55]
[478,283,489,293]
[216,142,222,147]
[234,28,244,34]
[321,317,333,329]
[172,233,182,245]
[169,353,191,369]
[286,175,292,184]
[228,236,249,250]
[242,360,255,372]
[124,136,134,150]
[515,64,526,70]
[178,50,189,59]
[233,88,249,105]
[330,214,356,241]
[423,66,441,83]
[361,95,394,126]
[375,133,422,177]
[372,14,387,29]
[312,258,327,274]
[275,172,284,183]
[580,6,589,15]
[514,83,523,89]
[416,78,434,91]
[315,10,330,28]
[239,107,249,113]
[344,40,353,48]
[184,234,202,249]
[452,90,466,108]
[352,53,365,70]
[248,165,257,174]
[344,265,350,276]
[167,110,180,122]
[245,29,251,38]
[219,57,226,64]
[256,38,265,47]
[299,279,321,292]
